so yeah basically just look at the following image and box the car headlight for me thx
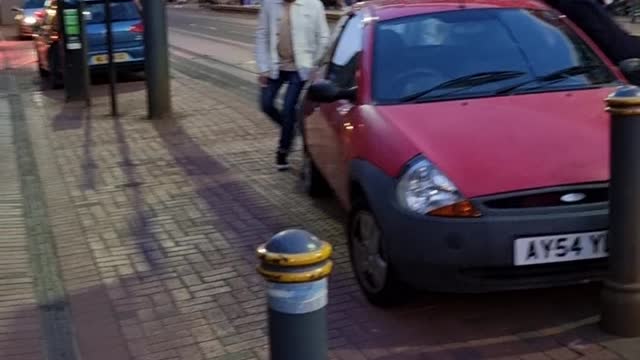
[396,157,481,217]
[23,16,36,25]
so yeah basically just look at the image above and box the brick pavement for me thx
[2,30,640,360]
[0,69,45,360]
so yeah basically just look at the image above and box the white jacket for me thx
[255,0,330,80]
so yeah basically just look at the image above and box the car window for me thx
[24,0,45,8]
[372,8,618,103]
[84,1,140,24]
[327,13,363,90]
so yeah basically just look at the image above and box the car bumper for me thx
[353,160,609,293]
[89,60,145,73]
[19,24,35,37]
[87,46,145,72]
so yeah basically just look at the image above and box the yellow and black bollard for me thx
[601,85,640,337]
[257,229,333,360]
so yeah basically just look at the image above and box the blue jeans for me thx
[260,71,306,155]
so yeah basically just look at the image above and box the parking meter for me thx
[59,0,90,103]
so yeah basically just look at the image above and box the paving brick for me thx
[546,348,582,360]
[199,340,226,358]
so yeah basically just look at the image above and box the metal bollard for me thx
[601,85,640,337]
[257,229,333,360]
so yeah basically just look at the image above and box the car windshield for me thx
[372,8,618,104]
[84,1,140,24]
[24,0,45,8]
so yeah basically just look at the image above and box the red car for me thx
[300,0,640,306]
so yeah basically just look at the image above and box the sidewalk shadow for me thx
[0,269,221,360]
[113,113,165,271]
[50,102,98,191]
[154,119,291,256]
[38,71,145,100]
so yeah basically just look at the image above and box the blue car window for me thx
[84,2,139,24]
[24,0,45,8]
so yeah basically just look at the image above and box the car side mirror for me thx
[11,7,22,12]
[308,81,357,103]
[619,58,640,85]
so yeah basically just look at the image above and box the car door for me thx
[305,12,364,206]
[303,15,348,183]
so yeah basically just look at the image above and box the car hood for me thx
[376,88,613,198]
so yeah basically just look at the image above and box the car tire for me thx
[48,50,63,89]
[37,54,47,78]
[348,197,409,307]
[301,150,330,197]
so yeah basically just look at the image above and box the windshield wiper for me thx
[494,65,605,95]
[398,71,526,103]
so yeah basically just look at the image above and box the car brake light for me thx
[130,23,144,33]
[428,200,482,218]
[34,10,44,19]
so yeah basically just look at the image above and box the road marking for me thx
[169,26,253,49]
[169,44,257,75]
[189,23,217,31]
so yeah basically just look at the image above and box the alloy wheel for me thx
[351,210,389,294]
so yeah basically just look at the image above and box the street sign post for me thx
[142,0,171,119]
[105,0,118,116]
[60,0,90,104]
[601,85,640,337]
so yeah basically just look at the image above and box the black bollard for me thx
[601,85,640,337]
[257,229,333,360]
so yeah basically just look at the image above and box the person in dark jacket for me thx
[545,0,640,64]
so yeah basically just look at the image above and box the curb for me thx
[200,4,345,20]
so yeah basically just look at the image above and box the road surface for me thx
[168,8,264,100]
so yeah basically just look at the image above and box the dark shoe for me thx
[276,152,290,171]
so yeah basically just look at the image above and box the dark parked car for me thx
[34,0,145,88]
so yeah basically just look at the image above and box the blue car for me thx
[34,0,145,88]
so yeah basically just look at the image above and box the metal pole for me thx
[60,0,90,102]
[142,0,171,119]
[79,0,91,107]
[257,229,333,360]
[601,85,640,337]
[105,0,117,116]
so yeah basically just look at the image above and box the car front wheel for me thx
[348,198,407,307]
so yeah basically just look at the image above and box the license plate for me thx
[514,231,608,266]
[91,53,129,65]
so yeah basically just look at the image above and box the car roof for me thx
[355,0,552,21]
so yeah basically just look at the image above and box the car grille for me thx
[460,259,608,281]
[482,184,608,209]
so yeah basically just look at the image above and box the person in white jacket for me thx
[255,0,330,170]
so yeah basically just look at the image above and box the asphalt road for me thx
[167,7,265,100]
[166,6,338,100]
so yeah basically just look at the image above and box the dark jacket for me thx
[545,0,640,64]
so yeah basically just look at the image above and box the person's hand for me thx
[258,73,270,87]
